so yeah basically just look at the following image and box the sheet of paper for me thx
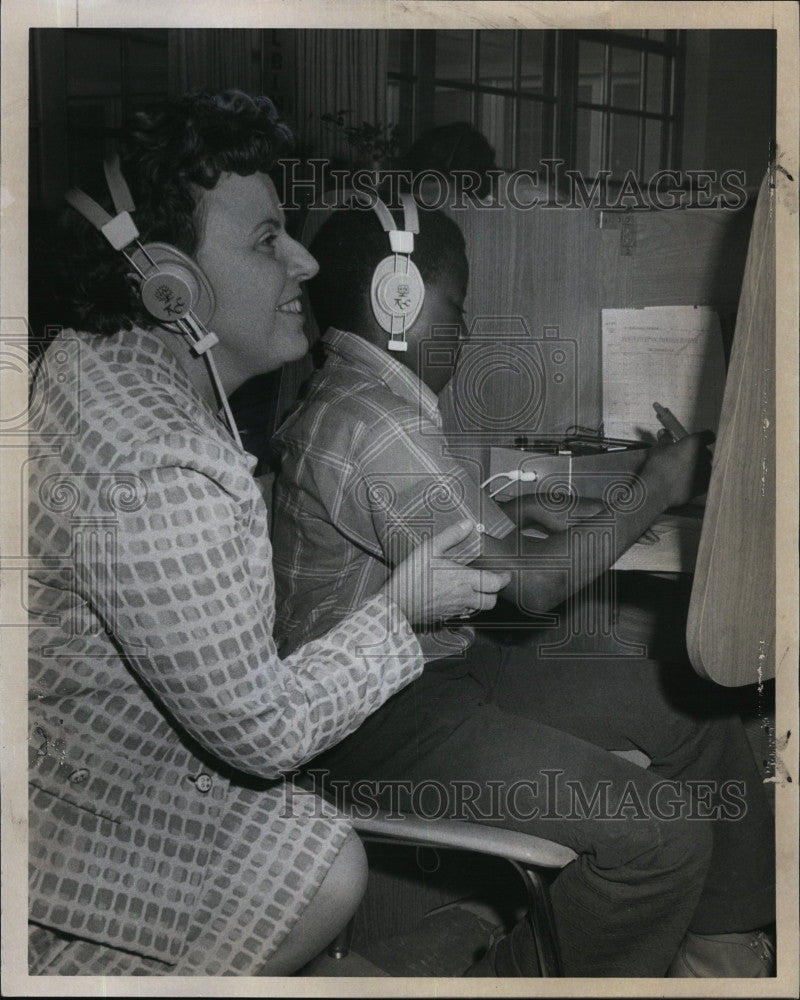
[601,306,726,441]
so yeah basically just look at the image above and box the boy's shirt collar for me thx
[322,327,442,428]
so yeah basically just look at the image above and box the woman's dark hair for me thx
[58,90,292,334]
[405,122,497,200]
[307,203,468,338]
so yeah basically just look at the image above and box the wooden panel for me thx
[686,171,775,686]
[451,190,607,432]
[622,206,754,310]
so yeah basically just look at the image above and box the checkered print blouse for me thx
[27,326,422,967]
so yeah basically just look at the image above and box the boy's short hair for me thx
[57,90,292,335]
[405,122,497,200]
[307,203,468,337]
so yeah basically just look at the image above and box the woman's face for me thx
[193,171,318,390]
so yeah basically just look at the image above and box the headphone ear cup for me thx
[370,256,425,334]
[134,242,216,325]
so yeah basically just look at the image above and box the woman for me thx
[27,90,508,976]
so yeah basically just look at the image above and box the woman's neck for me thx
[155,325,224,410]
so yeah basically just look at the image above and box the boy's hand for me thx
[643,430,714,508]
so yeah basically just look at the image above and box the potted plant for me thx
[319,109,401,172]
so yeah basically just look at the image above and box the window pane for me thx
[616,29,644,38]
[611,47,641,110]
[576,108,604,176]
[435,30,472,82]
[643,119,663,178]
[664,120,675,165]
[517,99,544,166]
[577,40,606,105]
[647,29,666,42]
[665,57,675,115]
[520,31,545,95]
[433,86,472,125]
[478,30,514,87]
[645,53,665,113]
[479,92,514,167]
[388,29,414,75]
[609,113,639,178]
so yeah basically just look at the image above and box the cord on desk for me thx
[481,469,538,499]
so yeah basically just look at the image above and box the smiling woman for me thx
[191,171,318,395]
[26,90,504,977]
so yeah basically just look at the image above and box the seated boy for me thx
[270,200,775,978]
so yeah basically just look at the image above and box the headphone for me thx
[64,156,241,446]
[368,193,425,353]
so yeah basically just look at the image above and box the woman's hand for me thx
[382,519,511,627]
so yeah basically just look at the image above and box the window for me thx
[571,30,681,180]
[388,29,683,182]
[29,29,169,210]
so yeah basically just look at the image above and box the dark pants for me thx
[311,635,775,977]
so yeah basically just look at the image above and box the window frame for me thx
[388,28,685,183]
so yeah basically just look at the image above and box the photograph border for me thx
[2,2,798,997]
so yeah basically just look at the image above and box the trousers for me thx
[310,634,775,977]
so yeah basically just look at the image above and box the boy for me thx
[270,201,775,978]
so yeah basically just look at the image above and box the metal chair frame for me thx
[321,748,650,977]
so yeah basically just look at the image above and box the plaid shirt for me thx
[272,328,515,660]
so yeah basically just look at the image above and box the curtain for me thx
[168,30,263,97]
[292,30,388,162]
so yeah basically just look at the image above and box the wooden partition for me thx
[686,172,776,686]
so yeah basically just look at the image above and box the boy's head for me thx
[405,122,497,201]
[60,90,295,336]
[307,202,469,392]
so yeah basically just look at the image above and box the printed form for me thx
[601,305,725,572]
[601,305,726,441]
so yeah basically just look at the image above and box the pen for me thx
[653,402,689,442]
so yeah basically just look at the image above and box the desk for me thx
[484,444,704,574]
